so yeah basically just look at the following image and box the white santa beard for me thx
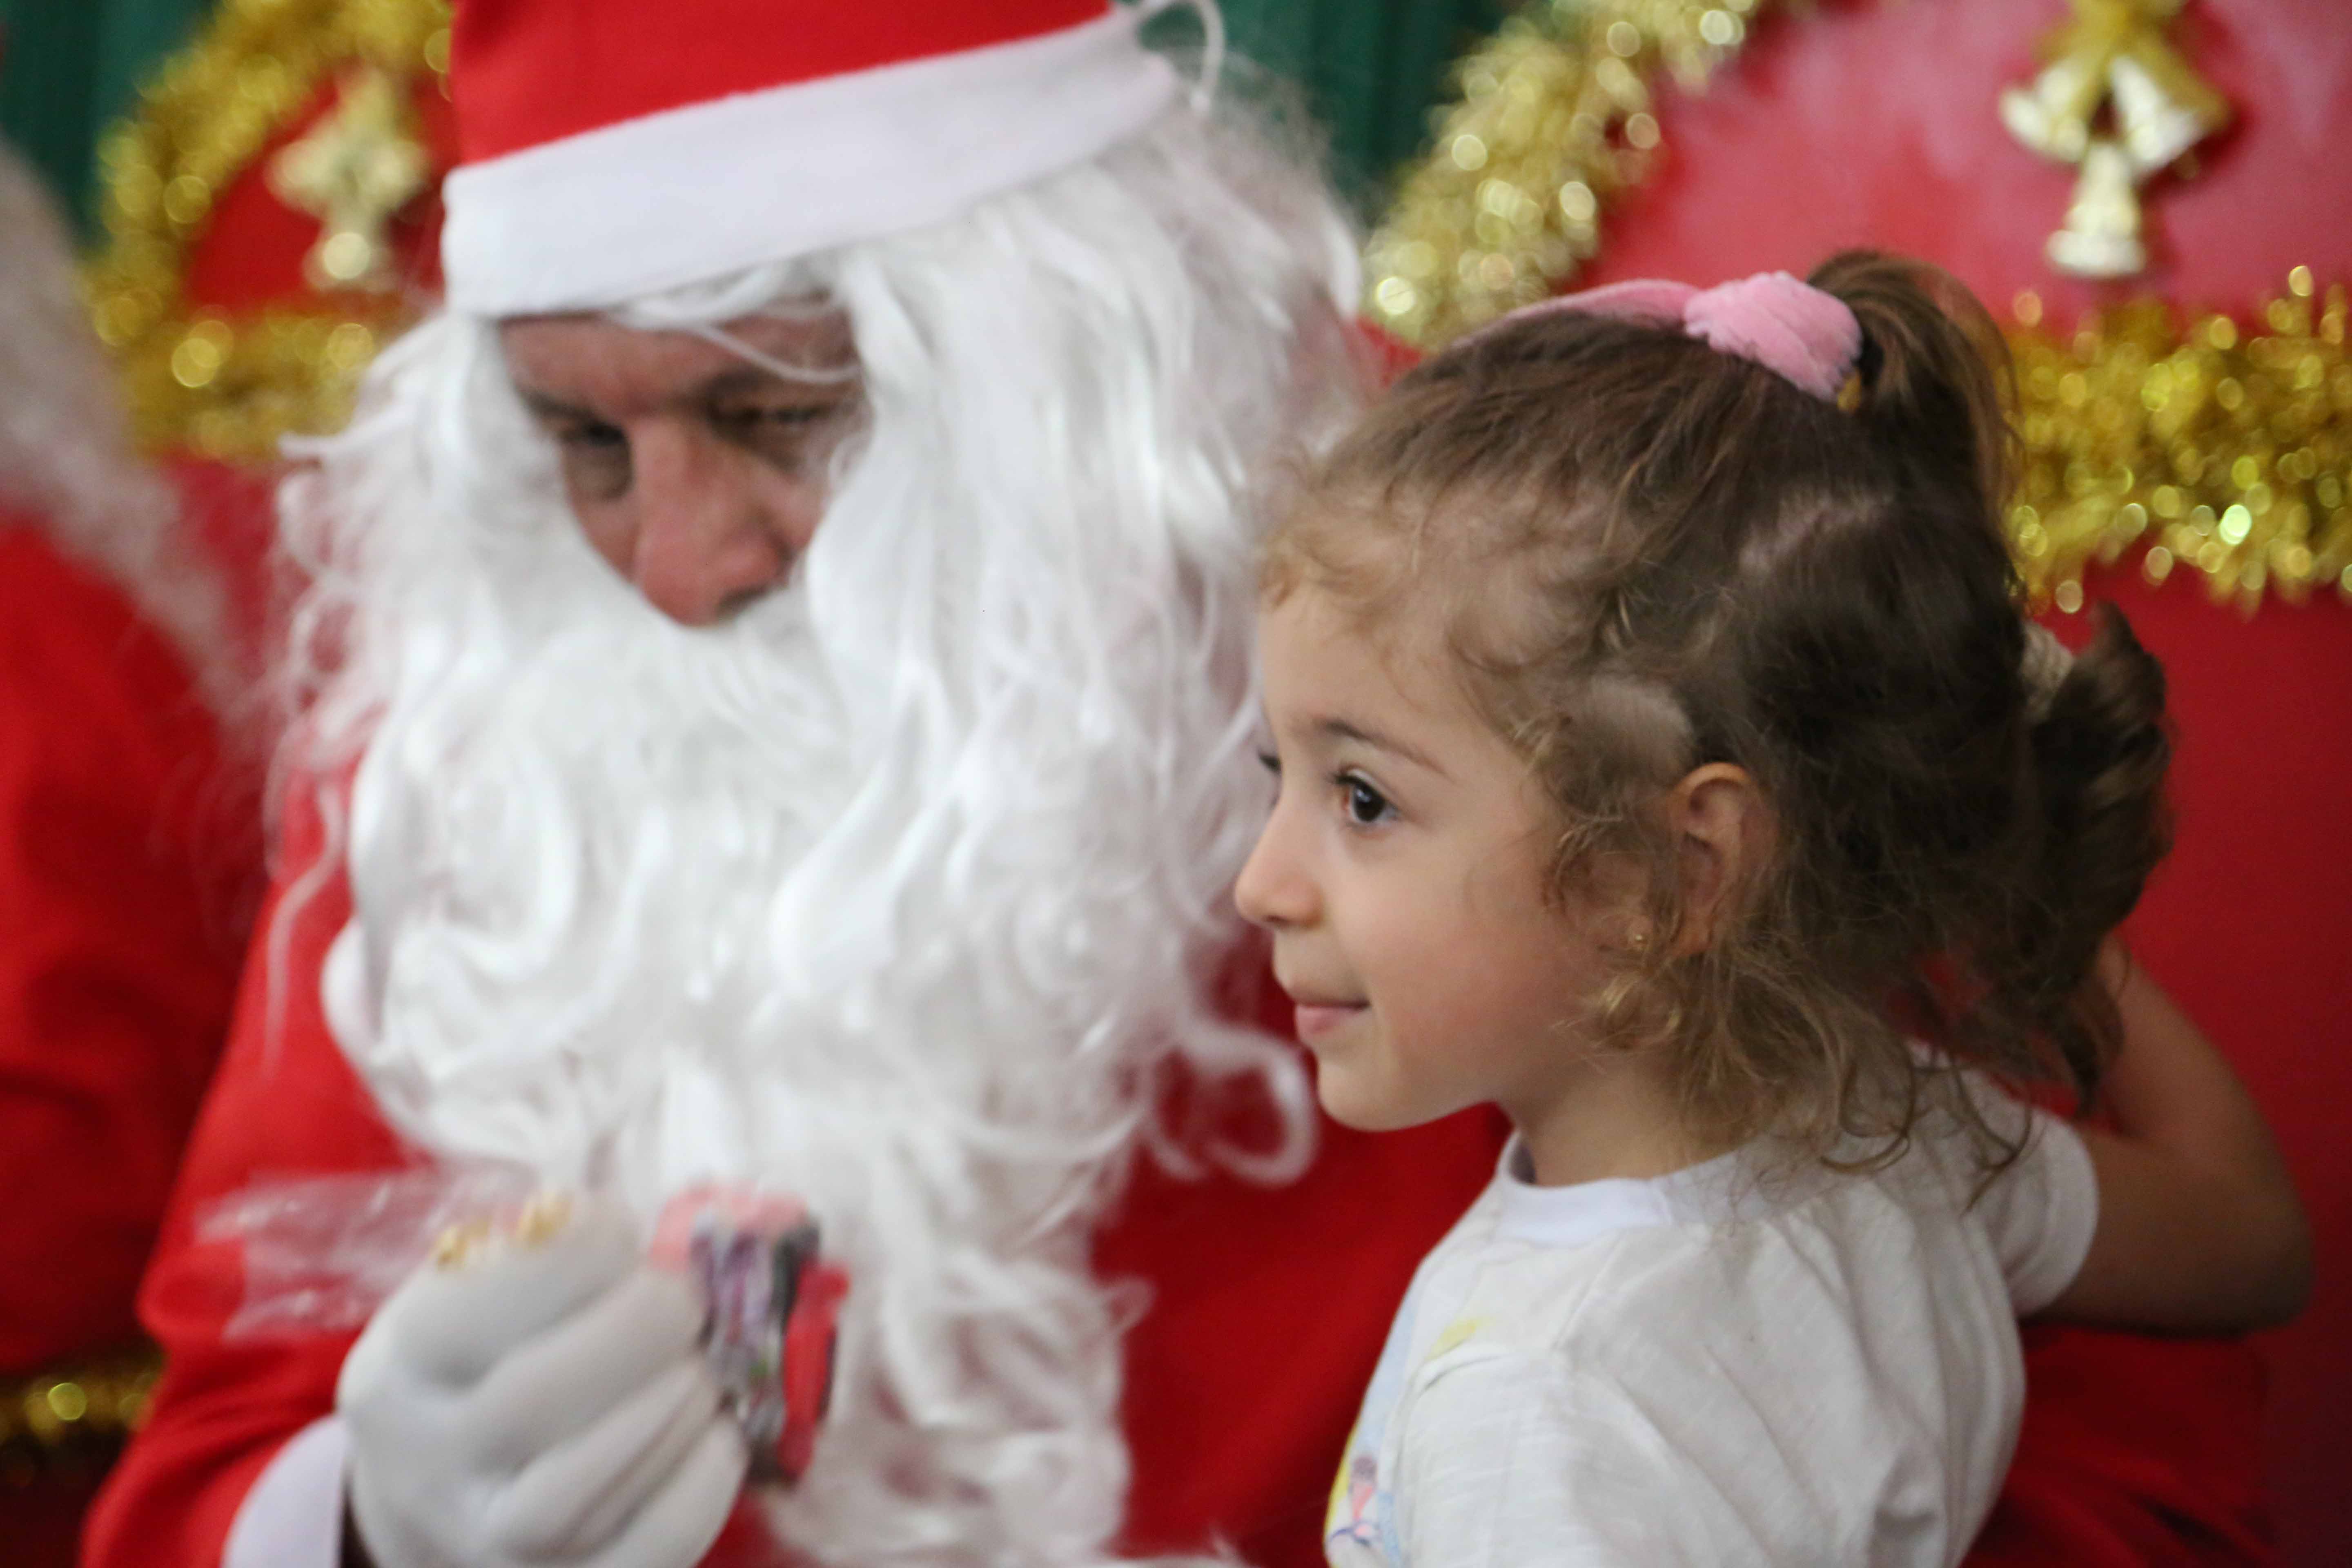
[333,565,1177,1218]
[316,457,1240,1559]
[290,98,1360,1565]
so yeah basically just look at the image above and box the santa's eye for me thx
[559,419,626,450]
[711,398,860,474]
[552,421,632,499]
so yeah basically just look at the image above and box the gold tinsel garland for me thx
[1368,0,2348,610]
[2008,272,2352,610]
[0,1345,161,1482]
[1363,0,1773,349]
[83,0,450,461]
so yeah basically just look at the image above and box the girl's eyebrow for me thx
[1314,715,1448,778]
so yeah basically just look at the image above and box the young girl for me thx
[1238,254,2310,1566]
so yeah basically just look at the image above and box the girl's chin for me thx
[1314,1083,1384,1132]
[1310,1058,1423,1135]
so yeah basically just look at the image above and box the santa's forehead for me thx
[497,310,858,413]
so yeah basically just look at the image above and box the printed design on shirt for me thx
[1327,1285,1495,1566]
[1326,1289,1448,1563]
[1424,1314,1483,1361]
[1326,1450,1386,1567]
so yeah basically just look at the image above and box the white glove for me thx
[338,1198,748,1568]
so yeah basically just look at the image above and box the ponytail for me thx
[1803,254,2171,1108]
[1809,250,2016,526]
[2000,607,2173,1094]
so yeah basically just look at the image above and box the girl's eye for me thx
[1339,774,1394,827]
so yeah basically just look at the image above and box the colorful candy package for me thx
[651,1185,849,1483]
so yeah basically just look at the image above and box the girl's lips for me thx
[1293,1002,1366,1042]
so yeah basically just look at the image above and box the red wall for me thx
[1573,2,2351,1559]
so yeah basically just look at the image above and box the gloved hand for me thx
[339,1197,748,1568]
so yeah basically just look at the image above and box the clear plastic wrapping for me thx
[200,1164,540,1338]
[201,1168,847,1482]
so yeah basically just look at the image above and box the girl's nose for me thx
[1235,810,1319,930]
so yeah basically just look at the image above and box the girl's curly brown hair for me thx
[1265,251,2171,1169]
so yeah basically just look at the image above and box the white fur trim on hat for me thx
[441,11,1178,316]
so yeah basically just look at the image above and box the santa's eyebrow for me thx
[512,377,852,428]
[698,365,856,401]
[514,387,600,423]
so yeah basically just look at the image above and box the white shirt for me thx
[1322,1087,2098,1567]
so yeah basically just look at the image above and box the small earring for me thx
[1627,926,1650,953]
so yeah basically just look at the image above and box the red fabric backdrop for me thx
[1570,2,2350,1560]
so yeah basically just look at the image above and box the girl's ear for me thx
[1665,763,1771,955]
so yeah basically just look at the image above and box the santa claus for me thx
[0,138,263,1564]
[87,4,2279,1568]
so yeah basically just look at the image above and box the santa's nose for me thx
[624,425,794,626]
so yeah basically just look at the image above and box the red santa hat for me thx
[440,0,1183,316]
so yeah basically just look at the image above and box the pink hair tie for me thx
[1475,271,1864,403]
